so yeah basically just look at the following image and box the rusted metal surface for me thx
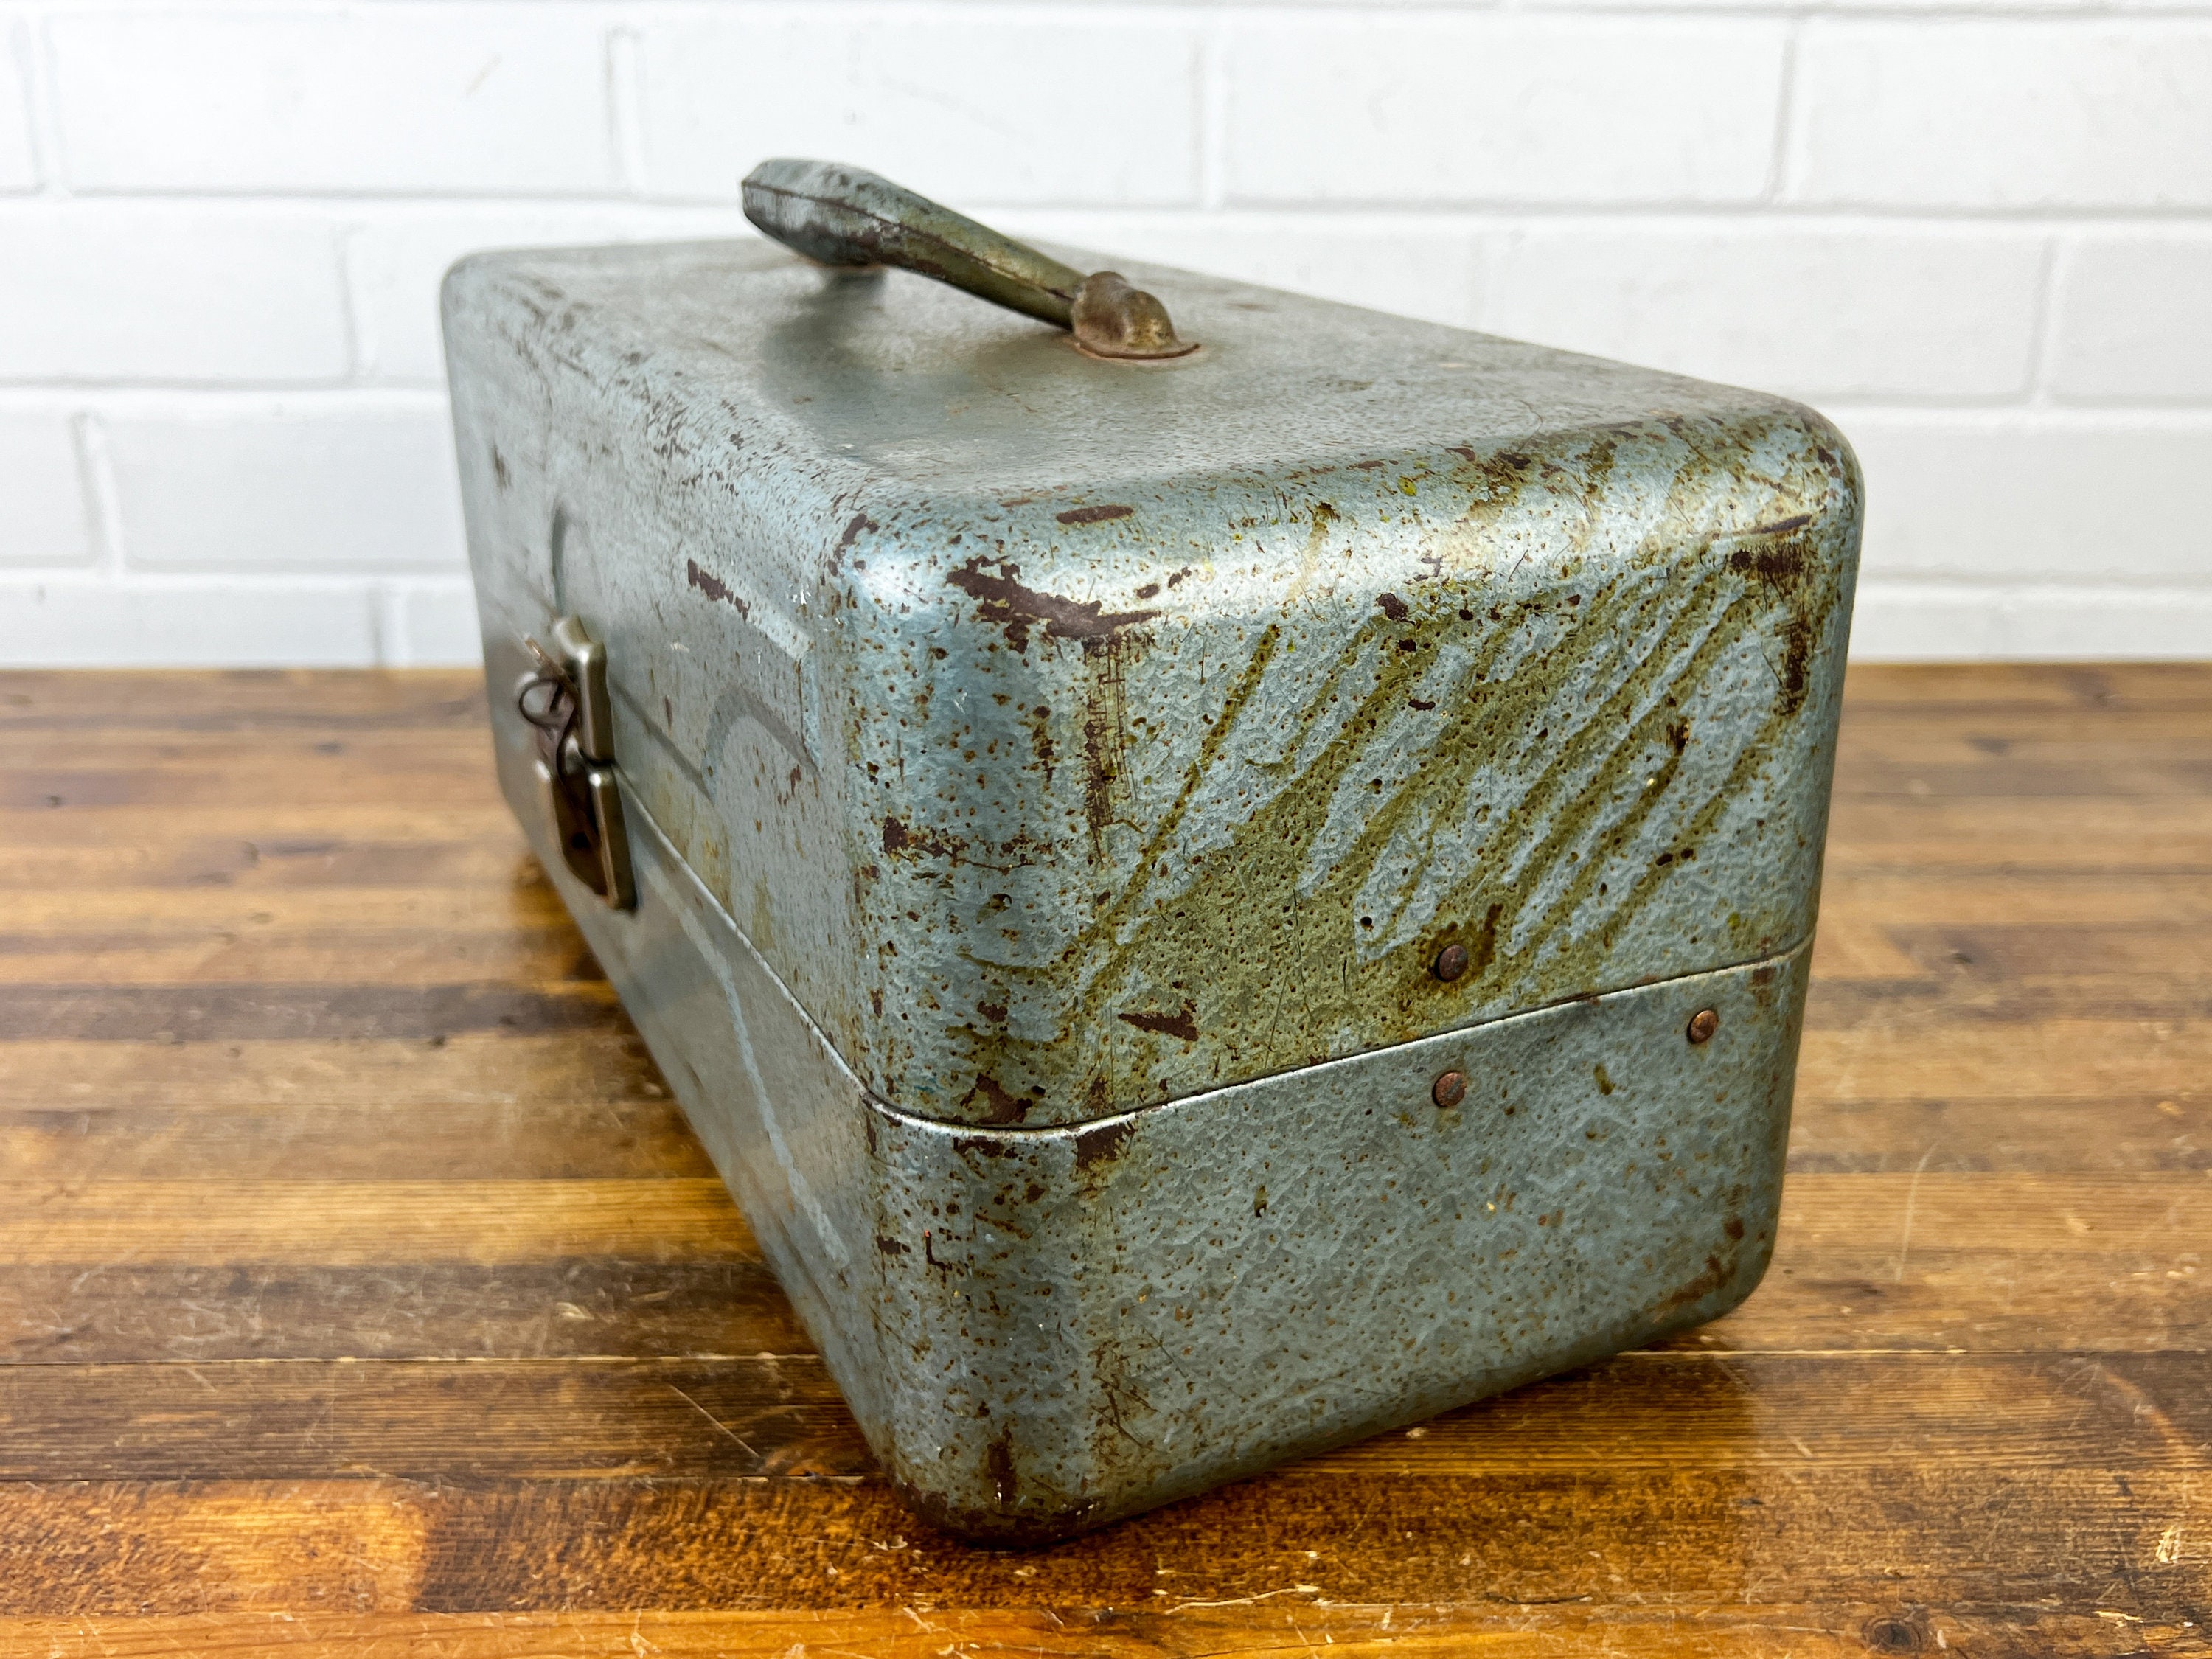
[444,238,1857,1133]
[442,229,1859,1540]
[529,791,1809,1544]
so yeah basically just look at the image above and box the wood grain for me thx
[0,663,2206,1654]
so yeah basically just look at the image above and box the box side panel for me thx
[512,776,900,1454]
[845,407,1857,1126]
[448,241,1856,1133]
[443,253,881,1068]
[869,938,1809,1543]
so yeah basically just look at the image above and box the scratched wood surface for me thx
[0,664,2205,1658]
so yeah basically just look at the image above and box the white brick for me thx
[0,409,94,566]
[1484,225,2044,400]
[1836,412,2212,585]
[1004,213,1486,330]
[0,22,37,191]
[102,397,465,573]
[1851,584,2212,662]
[1223,17,1784,205]
[2048,237,2212,403]
[0,204,349,383]
[386,576,483,667]
[1794,22,2212,208]
[0,576,378,667]
[49,8,614,195]
[636,17,1200,205]
[348,204,746,383]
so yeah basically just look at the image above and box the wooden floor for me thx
[0,664,2205,1657]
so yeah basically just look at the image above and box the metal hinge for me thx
[518,615,636,911]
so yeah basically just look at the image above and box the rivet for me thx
[1686,1009,1719,1044]
[1433,942,1470,981]
[1431,1070,1467,1109]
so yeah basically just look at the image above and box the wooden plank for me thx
[0,1447,2204,1621]
[0,1175,2197,1360]
[0,837,537,891]
[1798,1015,2211,1099]
[0,1259,808,1364]
[0,982,625,1042]
[1814,869,2212,927]
[0,1179,751,1267]
[1,1607,2201,1657]
[0,935,606,986]
[0,669,484,728]
[0,1349,2203,1484]
[1835,661,2212,711]
[0,1096,712,1181]
[0,807,521,844]
[0,886,573,932]
[0,758,501,811]
[1786,1094,2208,1173]
[0,1034,663,1109]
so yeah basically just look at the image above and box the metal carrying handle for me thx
[742,158,1197,361]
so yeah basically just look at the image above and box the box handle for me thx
[742,157,1197,361]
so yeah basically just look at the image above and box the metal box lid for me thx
[444,226,1860,1130]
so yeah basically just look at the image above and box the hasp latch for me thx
[519,615,636,910]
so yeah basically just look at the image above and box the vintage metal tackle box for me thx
[442,159,1862,1543]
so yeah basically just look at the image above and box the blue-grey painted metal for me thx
[442,181,1860,1542]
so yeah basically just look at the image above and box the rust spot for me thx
[1724,1215,1745,1241]
[1654,1253,1732,1317]
[1116,1004,1197,1041]
[875,1235,910,1255]
[1593,1062,1615,1096]
[1776,614,1814,716]
[976,1001,1009,1024]
[1056,504,1134,526]
[686,558,749,617]
[961,1075,1032,1127]
[951,1134,1012,1160]
[1376,592,1410,622]
[1134,582,1161,600]
[1074,1118,1135,1172]
[1466,902,1503,978]
[882,816,967,860]
[946,555,1158,654]
[1165,567,1194,589]
[1080,632,1136,858]
[838,511,877,550]
[1729,530,1809,585]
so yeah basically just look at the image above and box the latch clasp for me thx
[519,615,636,910]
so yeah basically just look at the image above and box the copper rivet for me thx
[1433,942,1470,981]
[1686,1009,1719,1044]
[1432,1070,1467,1109]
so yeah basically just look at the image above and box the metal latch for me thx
[519,615,636,910]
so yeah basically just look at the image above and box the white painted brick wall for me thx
[1,0,2207,667]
